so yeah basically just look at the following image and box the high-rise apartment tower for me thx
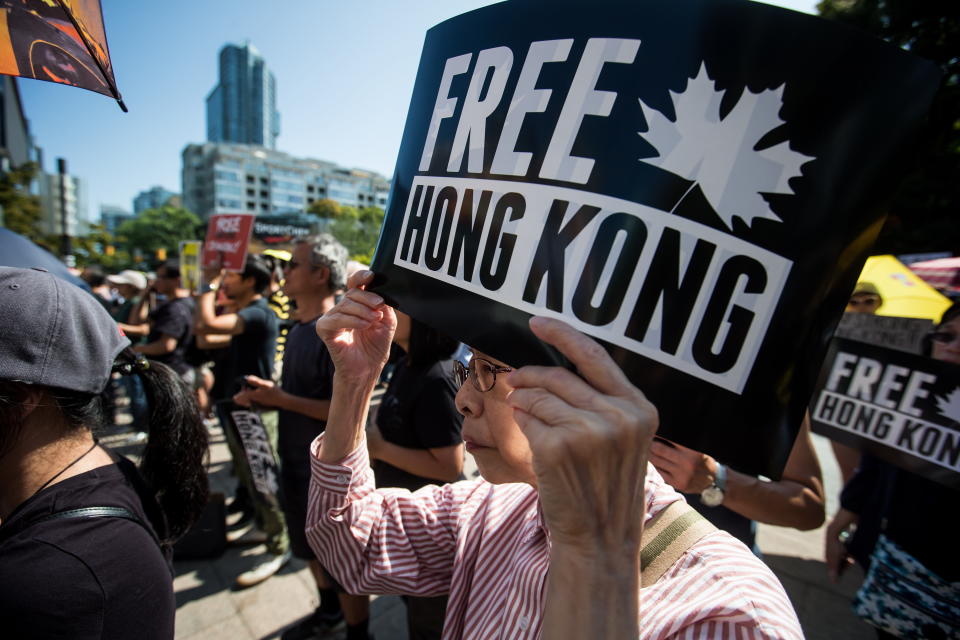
[206,42,280,149]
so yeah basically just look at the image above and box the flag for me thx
[0,0,125,110]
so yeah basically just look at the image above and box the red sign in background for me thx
[201,213,256,272]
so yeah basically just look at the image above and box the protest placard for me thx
[227,409,281,506]
[201,213,255,272]
[368,0,941,477]
[833,313,933,355]
[179,240,202,293]
[810,338,960,490]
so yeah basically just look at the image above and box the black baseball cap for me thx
[0,267,130,394]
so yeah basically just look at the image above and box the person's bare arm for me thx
[367,428,464,483]
[194,289,245,335]
[196,332,231,349]
[117,322,150,337]
[233,375,331,421]
[134,334,177,357]
[651,416,826,530]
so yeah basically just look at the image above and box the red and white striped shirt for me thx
[306,436,803,640]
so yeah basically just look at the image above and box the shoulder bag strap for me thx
[640,499,718,588]
[0,506,161,548]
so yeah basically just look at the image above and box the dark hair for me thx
[242,255,273,295]
[922,303,960,356]
[0,348,208,543]
[83,265,106,288]
[406,318,459,368]
[158,260,181,279]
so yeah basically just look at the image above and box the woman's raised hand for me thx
[506,317,658,552]
[315,270,396,383]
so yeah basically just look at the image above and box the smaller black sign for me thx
[810,338,960,489]
[833,313,933,355]
[227,409,282,506]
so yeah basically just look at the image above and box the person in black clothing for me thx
[365,310,465,640]
[826,303,960,639]
[134,261,195,385]
[234,234,372,640]
[195,254,288,587]
[0,266,208,640]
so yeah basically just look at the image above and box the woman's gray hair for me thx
[298,233,349,291]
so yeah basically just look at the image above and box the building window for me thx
[306,185,315,193]
[246,175,255,183]
[260,190,268,198]
[247,201,255,210]
[247,188,255,196]
[260,177,268,184]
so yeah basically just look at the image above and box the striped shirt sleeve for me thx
[305,433,475,597]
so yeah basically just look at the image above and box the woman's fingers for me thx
[508,364,598,409]
[347,269,374,290]
[526,316,639,399]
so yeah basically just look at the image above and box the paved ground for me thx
[108,404,877,640]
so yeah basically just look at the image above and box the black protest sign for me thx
[810,339,960,490]
[227,410,281,506]
[368,0,941,477]
[833,314,934,355]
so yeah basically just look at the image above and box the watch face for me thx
[701,486,724,507]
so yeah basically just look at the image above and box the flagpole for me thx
[52,0,127,112]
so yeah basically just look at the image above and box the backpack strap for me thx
[640,500,717,588]
[0,506,161,549]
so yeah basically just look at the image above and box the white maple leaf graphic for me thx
[638,63,815,230]
[936,387,960,424]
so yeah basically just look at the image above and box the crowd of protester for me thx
[1,239,957,639]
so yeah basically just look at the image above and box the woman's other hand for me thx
[506,316,657,552]
[316,270,396,384]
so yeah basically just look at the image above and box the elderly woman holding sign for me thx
[306,271,802,639]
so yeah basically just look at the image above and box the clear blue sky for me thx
[18,0,817,220]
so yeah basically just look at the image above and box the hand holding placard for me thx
[508,317,657,547]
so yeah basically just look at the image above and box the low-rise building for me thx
[181,142,389,220]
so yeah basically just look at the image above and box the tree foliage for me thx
[817,0,959,254]
[0,162,45,245]
[115,205,203,258]
[307,198,342,219]
[325,205,386,263]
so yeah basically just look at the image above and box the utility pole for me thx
[57,157,73,263]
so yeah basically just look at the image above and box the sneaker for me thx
[235,550,291,588]
[227,524,268,545]
[281,609,346,640]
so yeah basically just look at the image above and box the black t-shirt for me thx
[373,358,464,491]
[277,319,336,469]
[0,457,174,639]
[147,296,194,375]
[212,297,279,401]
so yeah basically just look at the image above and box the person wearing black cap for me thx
[0,266,209,639]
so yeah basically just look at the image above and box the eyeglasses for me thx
[847,296,880,308]
[929,332,960,345]
[452,357,513,392]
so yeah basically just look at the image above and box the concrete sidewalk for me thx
[146,424,874,640]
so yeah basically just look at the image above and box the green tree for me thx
[817,0,959,253]
[115,205,203,261]
[327,205,386,263]
[0,162,45,244]
[307,197,342,220]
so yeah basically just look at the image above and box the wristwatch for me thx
[700,462,727,507]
